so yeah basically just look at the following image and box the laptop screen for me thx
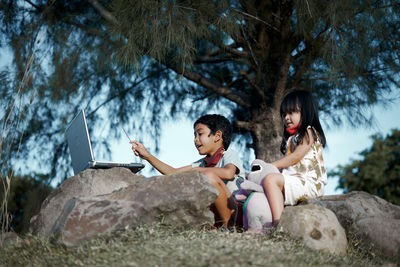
[65,109,95,175]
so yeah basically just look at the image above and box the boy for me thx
[131,114,245,228]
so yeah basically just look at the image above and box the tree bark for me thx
[242,104,283,162]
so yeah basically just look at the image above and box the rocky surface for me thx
[28,167,400,259]
[305,191,400,259]
[33,169,218,246]
[279,204,347,255]
[30,168,145,236]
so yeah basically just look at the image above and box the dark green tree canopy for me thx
[0,173,52,233]
[330,129,400,205]
[0,0,399,182]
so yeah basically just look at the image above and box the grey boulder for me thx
[305,191,400,259]
[279,204,347,255]
[46,170,218,246]
[30,167,145,236]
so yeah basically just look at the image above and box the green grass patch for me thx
[0,224,392,266]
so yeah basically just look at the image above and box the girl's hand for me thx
[130,140,151,160]
[272,127,315,168]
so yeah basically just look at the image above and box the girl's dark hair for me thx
[279,90,326,154]
[194,114,232,150]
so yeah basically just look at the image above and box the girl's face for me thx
[284,110,301,128]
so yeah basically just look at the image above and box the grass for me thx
[0,224,392,267]
[1,29,43,236]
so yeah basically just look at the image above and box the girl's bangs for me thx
[280,96,300,116]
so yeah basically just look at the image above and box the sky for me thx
[109,98,400,195]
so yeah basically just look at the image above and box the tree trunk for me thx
[248,104,283,162]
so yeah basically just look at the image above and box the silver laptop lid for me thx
[65,109,95,175]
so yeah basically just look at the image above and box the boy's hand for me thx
[130,140,151,160]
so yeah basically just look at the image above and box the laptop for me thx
[66,109,145,175]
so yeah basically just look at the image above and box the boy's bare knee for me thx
[202,170,226,188]
[202,170,218,183]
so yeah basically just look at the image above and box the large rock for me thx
[51,197,148,247]
[305,191,400,259]
[30,168,144,236]
[49,170,218,246]
[354,217,400,259]
[278,204,347,255]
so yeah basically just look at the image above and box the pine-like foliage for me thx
[110,0,240,67]
[331,129,400,205]
[110,0,400,124]
[0,0,399,182]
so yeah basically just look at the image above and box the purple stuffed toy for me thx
[240,159,280,233]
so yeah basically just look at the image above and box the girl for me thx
[249,90,327,227]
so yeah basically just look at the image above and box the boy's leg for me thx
[202,170,233,227]
[262,173,285,224]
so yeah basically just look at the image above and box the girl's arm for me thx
[272,128,315,169]
[131,140,192,175]
[194,163,237,180]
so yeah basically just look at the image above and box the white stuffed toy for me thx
[239,159,280,233]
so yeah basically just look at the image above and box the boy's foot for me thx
[218,226,234,233]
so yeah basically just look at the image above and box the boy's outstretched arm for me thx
[130,140,192,175]
[194,163,237,180]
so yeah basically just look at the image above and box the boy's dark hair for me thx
[280,90,326,154]
[194,114,232,150]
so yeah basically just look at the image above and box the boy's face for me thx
[194,123,222,156]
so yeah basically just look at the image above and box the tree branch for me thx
[290,34,327,86]
[214,44,249,58]
[274,12,294,110]
[87,0,118,24]
[88,71,158,118]
[239,24,259,67]
[226,76,244,88]
[67,20,108,39]
[274,51,292,110]
[84,0,251,109]
[24,0,41,10]
[239,70,264,100]
[232,8,280,32]
[207,43,240,57]
[194,56,239,64]
[193,42,250,66]
[235,120,253,131]
[166,64,251,108]
[203,39,249,59]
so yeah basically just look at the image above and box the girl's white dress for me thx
[282,126,327,205]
